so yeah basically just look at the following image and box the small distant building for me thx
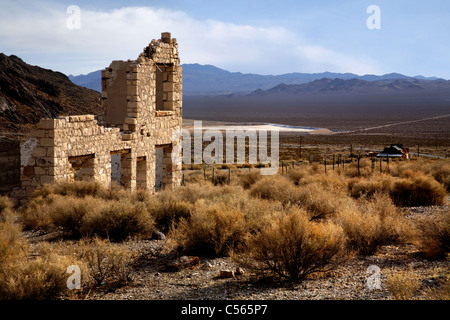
[376,144,409,159]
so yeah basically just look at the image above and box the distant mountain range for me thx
[248,77,450,96]
[69,63,444,95]
[68,70,102,94]
[1,54,448,140]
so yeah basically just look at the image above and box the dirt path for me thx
[343,113,450,134]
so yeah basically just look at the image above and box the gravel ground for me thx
[23,202,448,301]
[84,242,447,301]
[83,204,449,301]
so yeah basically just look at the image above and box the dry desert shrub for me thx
[181,199,249,256]
[212,171,229,186]
[81,198,154,241]
[385,267,421,300]
[342,160,374,179]
[392,160,450,191]
[416,210,450,260]
[250,172,347,221]
[392,159,450,189]
[335,193,410,255]
[249,175,301,206]
[335,209,385,255]
[0,221,28,263]
[147,193,192,233]
[347,172,447,207]
[22,194,154,241]
[75,238,135,287]
[286,167,308,185]
[347,174,394,199]
[246,208,346,281]
[33,180,108,199]
[173,181,238,204]
[296,182,344,221]
[0,252,74,300]
[425,163,450,192]
[390,175,447,207]
[239,170,261,189]
[304,170,348,191]
[0,195,15,222]
[178,189,282,257]
[0,223,79,300]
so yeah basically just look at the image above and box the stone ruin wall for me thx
[14,33,183,203]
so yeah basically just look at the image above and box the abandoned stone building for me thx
[13,32,183,202]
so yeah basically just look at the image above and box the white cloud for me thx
[0,4,382,75]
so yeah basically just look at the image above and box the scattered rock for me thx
[219,270,234,279]
[151,230,166,240]
[235,267,245,276]
[173,256,200,270]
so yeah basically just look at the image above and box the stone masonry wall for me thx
[15,33,182,203]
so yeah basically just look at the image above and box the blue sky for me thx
[1,0,449,78]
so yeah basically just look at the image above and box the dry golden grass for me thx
[422,276,450,300]
[385,267,421,300]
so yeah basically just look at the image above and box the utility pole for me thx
[435,134,438,152]
[299,136,303,160]
[357,155,361,177]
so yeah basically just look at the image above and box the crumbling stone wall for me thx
[15,33,182,203]
[0,139,20,194]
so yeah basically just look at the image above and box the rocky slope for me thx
[0,53,102,137]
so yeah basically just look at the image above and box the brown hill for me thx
[0,53,102,138]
